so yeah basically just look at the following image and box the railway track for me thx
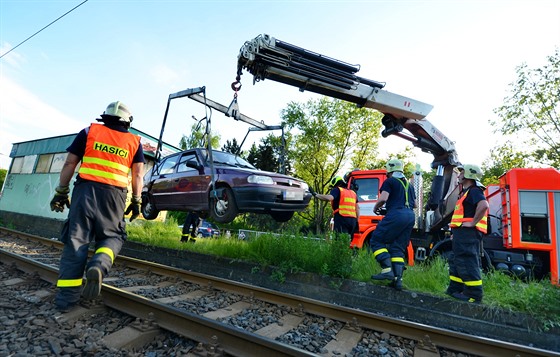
[1,227,558,357]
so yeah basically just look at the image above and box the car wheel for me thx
[209,187,238,224]
[197,232,203,238]
[270,211,294,222]
[141,194,159,220]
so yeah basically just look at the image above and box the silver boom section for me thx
[238,34,432,120]
[237,33,459,168]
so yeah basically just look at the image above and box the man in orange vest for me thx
[370,159,417,290]
[447,164,489,303]
[313,175,359,237]
[50,101,145,311]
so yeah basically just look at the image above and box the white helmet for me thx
[457,164,485,188]
[457,164,483,181]
[102,101,133,124]
[385,158,404,173]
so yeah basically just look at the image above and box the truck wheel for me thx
[141,194,159,220]
[428,239,453,263]
[209,187,238,224]
[269,211,294,222]
[481,249,493,271]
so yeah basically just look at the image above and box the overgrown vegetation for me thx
[126,220,560,330]
[0,169,7,190]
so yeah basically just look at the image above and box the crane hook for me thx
[231,74,242,92]
[231,81,242,92]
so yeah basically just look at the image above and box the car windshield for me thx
[202,150,256,169]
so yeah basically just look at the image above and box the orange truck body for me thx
[347,169,387,249]
[346,167,560,285]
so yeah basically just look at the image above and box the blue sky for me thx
[1,0,559,171]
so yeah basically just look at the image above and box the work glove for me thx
[125,195,141,222]
[374,206,387,216]
[309,187,317,197]
[50,186,70,212]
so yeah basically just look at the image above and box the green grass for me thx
[126,220,560,330]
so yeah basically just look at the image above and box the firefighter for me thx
[182,212,201,243]
[370,159,416,290]
[447,164,489,303]
[312,176,359,236]
[50,101,145,311]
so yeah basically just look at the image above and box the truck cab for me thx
[346,169,418,265]
[346,169,386,249]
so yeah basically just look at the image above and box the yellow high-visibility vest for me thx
[78,124,140,188]
[450,189,488,234]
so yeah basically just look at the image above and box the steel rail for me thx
[1,227,558,357]
[0,248,315,357]
[99,254,560,357]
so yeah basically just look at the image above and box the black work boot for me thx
[445,279,464,296]
[371,258,394,280]
[452,292,481,304]
[389,264,404,291]
[82,266,103,299]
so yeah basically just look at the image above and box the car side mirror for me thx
[186,159,204,173]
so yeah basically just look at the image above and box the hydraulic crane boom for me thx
[236,33,459,169]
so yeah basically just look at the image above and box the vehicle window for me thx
[212,151,256,169]
[159,157,178,175]
[519,191,550,243]
[177,153,198,173]
[354,178,379,201]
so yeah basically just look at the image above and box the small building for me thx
[0,127,179,238]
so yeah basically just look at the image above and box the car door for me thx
[149,154,180,208]
[174,152,206,207]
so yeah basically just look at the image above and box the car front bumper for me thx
[232,186,312,212]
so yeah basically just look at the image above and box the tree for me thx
[222,138,243,156]
[179,120,220,150]
[491,49,560,167]
[254,139,278,172]
[242,134,293,174]
[251,134,288,173]
[0,169,6,191]
[282,97,384,233]
[481,143,529,185]
[246,143,259,167]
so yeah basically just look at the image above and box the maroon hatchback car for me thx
[141,148,312,224]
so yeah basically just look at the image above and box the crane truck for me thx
[235,34,560,284]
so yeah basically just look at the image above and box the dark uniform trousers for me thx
[448,227,483,300]
[333,214,357,236]
[56,180,127,306]
[369,208,415,265]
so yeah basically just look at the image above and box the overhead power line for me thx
[0,0,89,59]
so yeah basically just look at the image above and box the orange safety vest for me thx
[78,123,140,188]
[450,188,488,233]
[332,187,357,218]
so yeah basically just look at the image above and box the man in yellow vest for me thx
[50,101,145,311]
[447,164,489,303]
[370,159,417,290]
[313,176,359,237]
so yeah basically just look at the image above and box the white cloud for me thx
[0,43,24,69]
[0,76,84,169]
